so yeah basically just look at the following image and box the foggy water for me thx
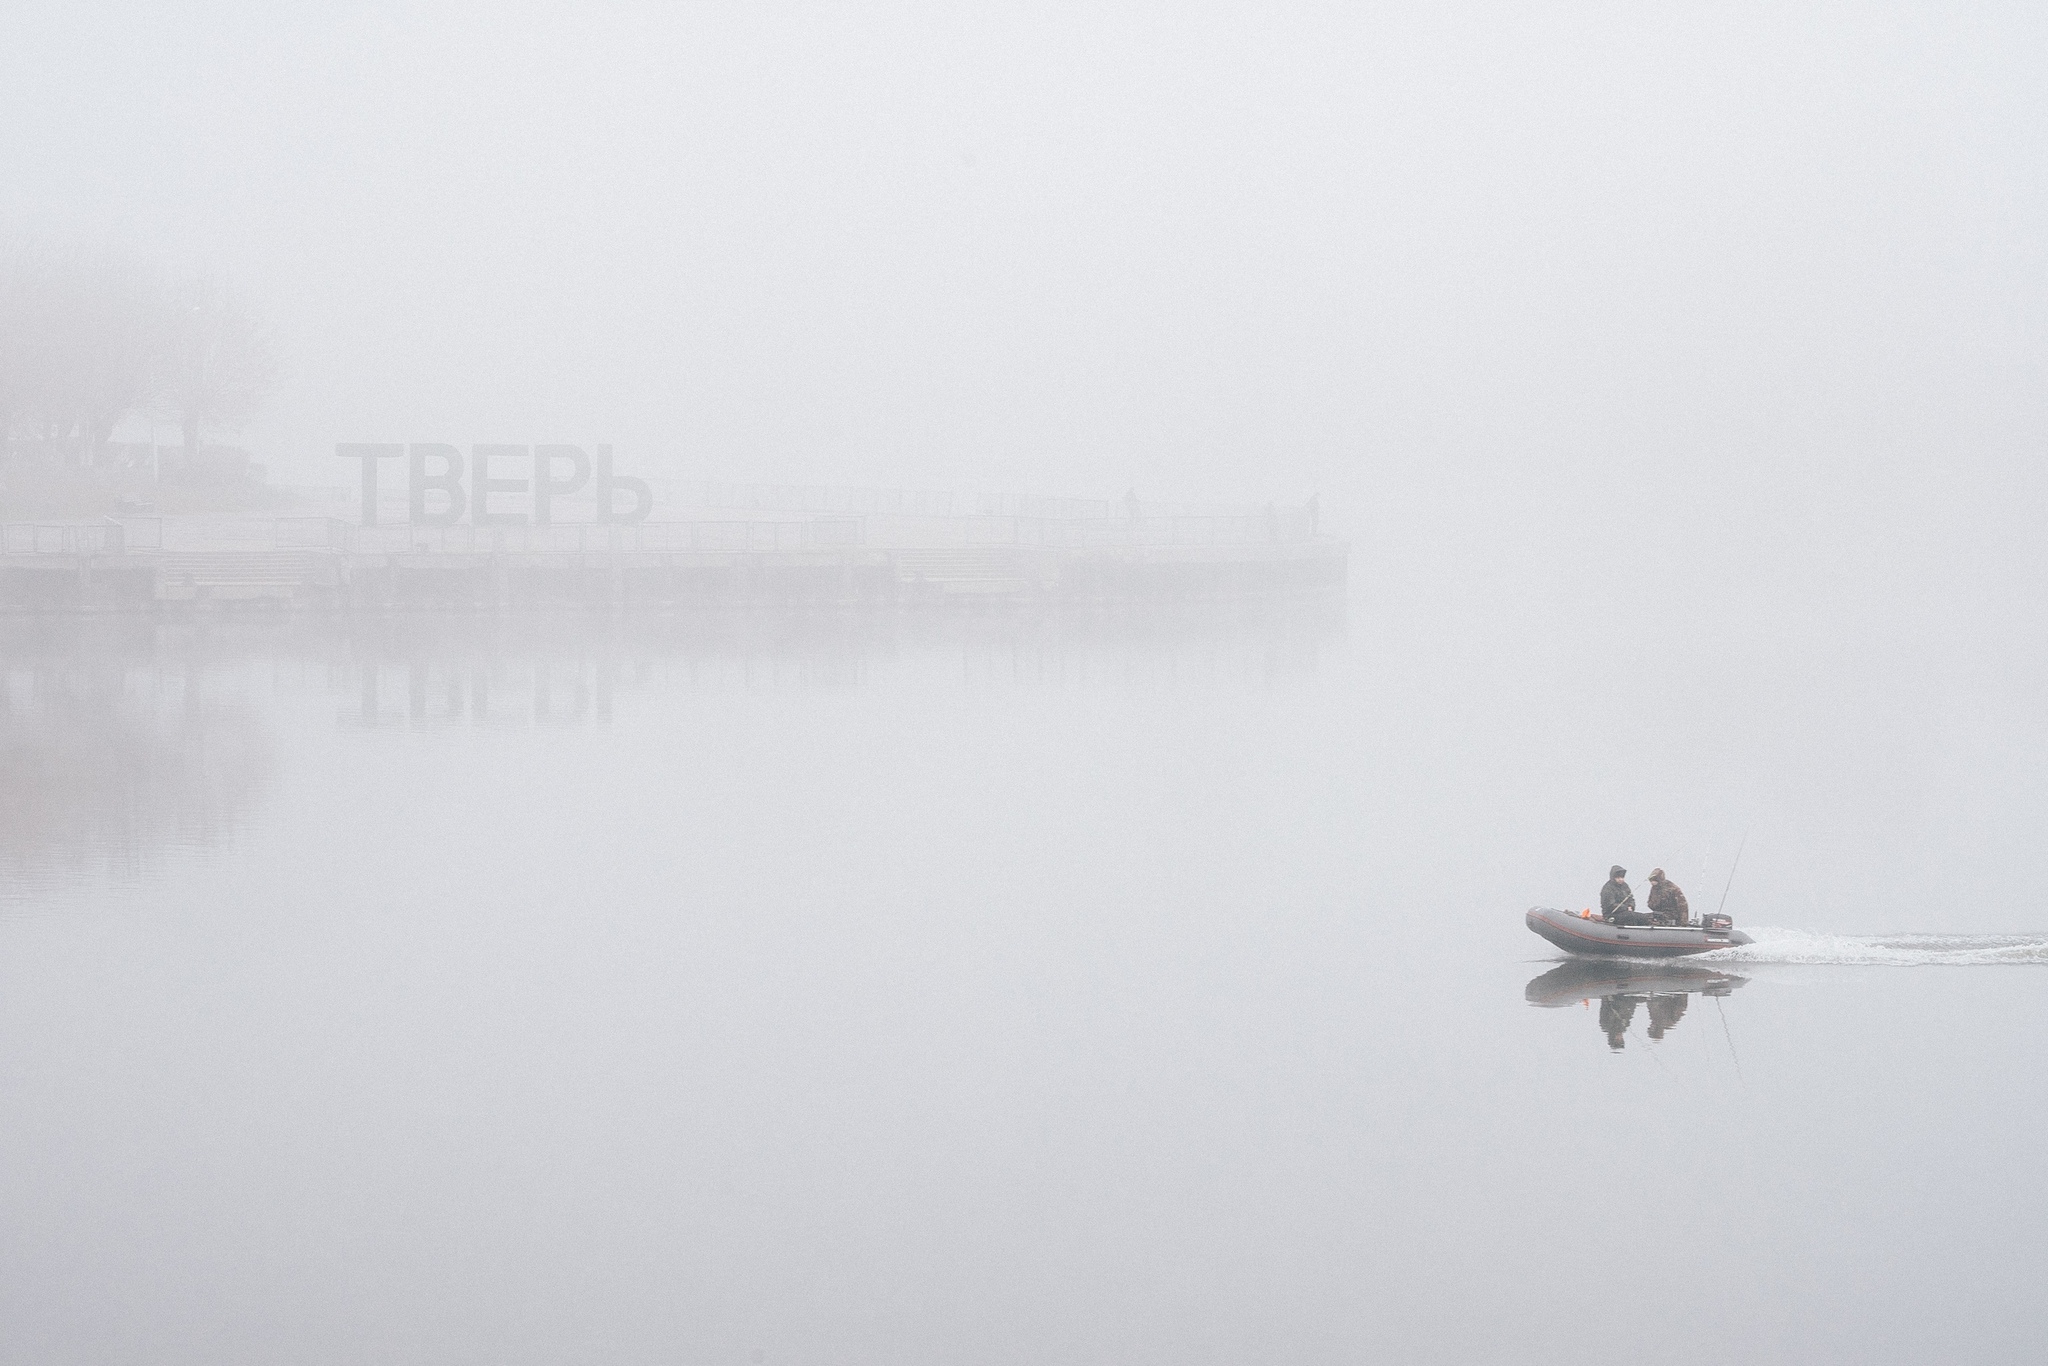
[3,610,2045,1366]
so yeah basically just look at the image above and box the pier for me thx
[1,506,1344,611]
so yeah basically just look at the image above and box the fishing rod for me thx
[1715,830,1750,921]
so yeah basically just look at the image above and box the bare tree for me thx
[155,273,277,468]
[0,245,276,471]
[0,242,162,463]
[0,245,35,444]
[69,258,162,461]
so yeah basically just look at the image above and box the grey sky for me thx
[5,3,2037,497]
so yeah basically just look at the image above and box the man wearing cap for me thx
[1600,865,1650,924]
[1646,869,1692,927]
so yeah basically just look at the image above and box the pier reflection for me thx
[322,598,1344,726]
[1525,960,1749,1051]
[0,597,1342,886]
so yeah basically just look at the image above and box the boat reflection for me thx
[1525,960,1749,1051]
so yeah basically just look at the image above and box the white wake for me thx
[1700,927,2048,966]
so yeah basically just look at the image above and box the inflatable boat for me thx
[1525,905,1751,958]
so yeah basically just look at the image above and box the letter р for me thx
[532,445,591,525]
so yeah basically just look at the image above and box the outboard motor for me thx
[1702,912,1735,935]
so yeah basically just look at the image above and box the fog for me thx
[4,4,2047,1364]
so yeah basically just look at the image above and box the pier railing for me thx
[665,481,1117,519]
[347,519,866,554]
[862,510,1319,548]
[6,510,1318,555]
[2,520,128,554]
[158,517,343,551]
[274,517,353,550]
[345,514,1311,552]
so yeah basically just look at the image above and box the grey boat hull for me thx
[1525,905,1752,959]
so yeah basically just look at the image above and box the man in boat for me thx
[1646,868,1692,926]
[1601,865,1651,925]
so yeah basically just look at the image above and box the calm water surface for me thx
[3,610,2044,1365]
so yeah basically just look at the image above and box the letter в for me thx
[409,443,467,526]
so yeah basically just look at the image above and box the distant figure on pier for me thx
[1124,488,1140,521]
[1646,869,1691,926]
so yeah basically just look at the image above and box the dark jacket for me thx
[1600,878,1636,920]
[1647,878,1690,924]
